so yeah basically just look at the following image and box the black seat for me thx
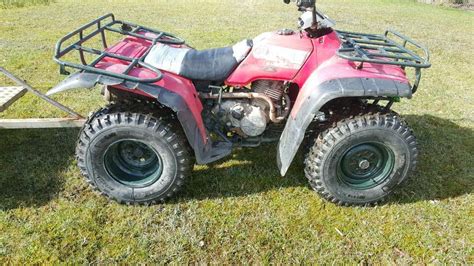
[144,40,252,81]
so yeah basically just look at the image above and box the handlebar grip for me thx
[296,0,315,8]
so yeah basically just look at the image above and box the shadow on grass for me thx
[178,114,474,204]
[0,128,79,210]
[388,114,474,204]
[0,115,471,209]
[176,145,308,202]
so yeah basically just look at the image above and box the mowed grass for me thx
[0,0,473,263]
[0,0,54,9]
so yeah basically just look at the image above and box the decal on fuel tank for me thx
[252,44,310,70]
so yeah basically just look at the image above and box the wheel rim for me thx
[337,142,395,190]
[104,139,163,188]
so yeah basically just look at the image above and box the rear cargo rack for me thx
[53,13,185,84]
[336,30,431,93]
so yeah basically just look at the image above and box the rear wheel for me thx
[304,110,418,205]
[76,105,192,204]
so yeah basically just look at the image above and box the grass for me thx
[0,0,54,9]
[0,0,473,263]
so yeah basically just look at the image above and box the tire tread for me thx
[75,102,192,205]
[304,106,418,206]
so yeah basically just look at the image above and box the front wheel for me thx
[304,111,418,206]
[76,108,192,204]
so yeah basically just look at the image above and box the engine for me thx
[213,80,288,137]
[252,80,285,102]
[218,100,267,137]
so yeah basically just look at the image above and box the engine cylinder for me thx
[251,80,284,102]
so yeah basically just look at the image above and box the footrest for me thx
[0,86,27,112]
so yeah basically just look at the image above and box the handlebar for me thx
[284,0,315,9]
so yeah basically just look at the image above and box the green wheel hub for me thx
[337,142,395,189]
[104,139,163,188]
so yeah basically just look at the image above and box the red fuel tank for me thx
[225,31,314,86]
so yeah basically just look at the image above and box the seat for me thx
[144,39,252,81]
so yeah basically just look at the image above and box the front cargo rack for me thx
[54,13,185,83]
[336,30,431,93]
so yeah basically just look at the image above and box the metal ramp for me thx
[0,67,86,129]
[0,86,27,113]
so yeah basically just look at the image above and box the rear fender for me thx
[47,72,219,164]
[46,72,123,95]
[277,69,413,176]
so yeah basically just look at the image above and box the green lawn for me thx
[0,0,53,9]
[0,0,473,263]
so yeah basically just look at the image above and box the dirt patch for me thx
[418,0,474,10]
[450,3,474,10]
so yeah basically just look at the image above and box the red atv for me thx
[48,0,430,205]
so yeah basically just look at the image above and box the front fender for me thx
[277,74,412,176]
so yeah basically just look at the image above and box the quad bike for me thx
[44,0,430,205]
